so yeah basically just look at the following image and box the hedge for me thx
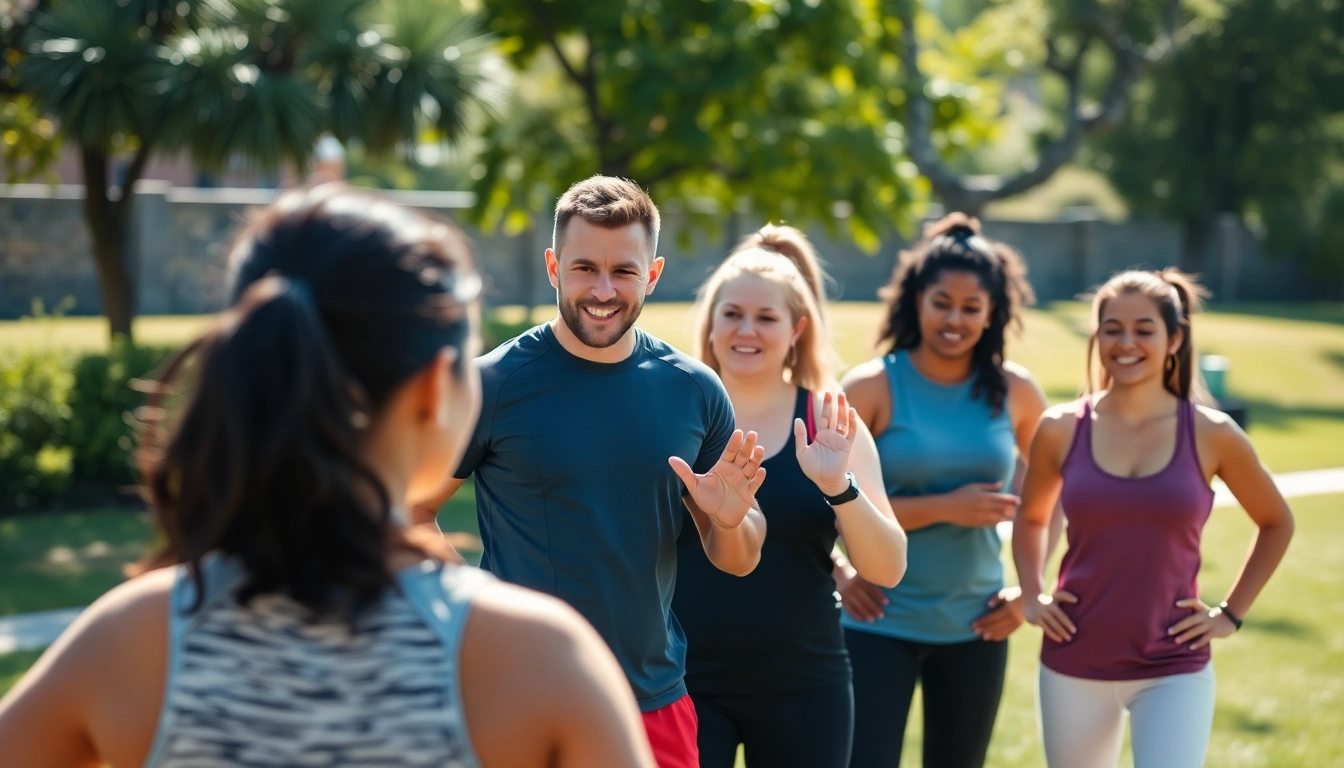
[0,342,176,511]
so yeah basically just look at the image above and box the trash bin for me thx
[1200,354,1230,402]
[1198,354,1248,428]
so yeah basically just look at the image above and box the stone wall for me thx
[0,183,1328,320]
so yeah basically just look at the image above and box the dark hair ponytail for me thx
[876,213,1035,415]
[134,185,480,620]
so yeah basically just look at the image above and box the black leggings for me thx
[692,681,854,768]
[845,629,1008,768]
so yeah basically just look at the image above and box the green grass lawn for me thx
[5,301,1338,471]
[1,302,1340,765]
[3,493,1339,768]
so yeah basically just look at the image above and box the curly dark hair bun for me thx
[875,212,1035,415]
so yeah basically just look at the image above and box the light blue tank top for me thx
[842,351,1016,643]
[143,555,490,767]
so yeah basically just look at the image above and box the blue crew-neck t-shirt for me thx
[454,323,735,711]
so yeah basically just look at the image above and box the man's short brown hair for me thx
[553,176,661,258]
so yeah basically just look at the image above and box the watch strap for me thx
[822,471,860,505]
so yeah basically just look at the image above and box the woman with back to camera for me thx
[838,213,1052,768]
[0,185,656,768]
[673,224,907,768]
[1014,269,1294,768]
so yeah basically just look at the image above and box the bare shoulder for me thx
[1037,400,1083,435]
[461,580,645,766]
[462,581,618,700]
[1003,360,1043,392]
[1193,403,1252,451]
[1194,403,1242,432]
[1003,361,1048,415]
[840,357,888,394]
[467,581,593,650]
[65,567,174,654]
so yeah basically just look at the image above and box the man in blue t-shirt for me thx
[417,176,767,768]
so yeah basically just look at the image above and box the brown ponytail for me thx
[1086,268,1211,401]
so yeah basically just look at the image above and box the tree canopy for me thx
[1092,0,1344,275]
[470,0,996,251]
[6,0,499,339]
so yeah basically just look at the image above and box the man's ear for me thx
[645,256,666,296]
[545,248,560,290]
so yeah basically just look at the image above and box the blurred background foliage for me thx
[2,0,1342,323]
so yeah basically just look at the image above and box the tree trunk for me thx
[80,144,151,343]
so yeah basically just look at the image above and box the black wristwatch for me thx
[822,472,861,506]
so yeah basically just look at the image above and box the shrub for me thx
[0,342,176,511]
[0,348,75,508]
[65,341,176,485]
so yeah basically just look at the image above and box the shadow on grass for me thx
[1234,398,1344,430]
[1243,616,1318,641]
[1323,350,1344,375]
[1218,705,1278,735]
[1213,303,1344,327]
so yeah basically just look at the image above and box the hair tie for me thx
[945,224,977,240]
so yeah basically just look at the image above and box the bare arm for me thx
[1005,362,1066,561]
[1206,411,1294,621]
[410,476,469,564]
[684,495,768,577]
[832,418,907,588]
[671,429,769,577]
[0,569,174,768]
[462,582,656,768]
[1013,407,1079,643]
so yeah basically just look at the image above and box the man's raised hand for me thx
[669,429,767,529]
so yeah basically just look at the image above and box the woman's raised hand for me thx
[795,390,859,496]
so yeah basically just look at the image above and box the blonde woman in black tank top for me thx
[674,225,907,768]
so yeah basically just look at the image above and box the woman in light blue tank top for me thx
[0,186,655,768]
[838,214,1053,768]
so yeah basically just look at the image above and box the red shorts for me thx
[640,694,699,768]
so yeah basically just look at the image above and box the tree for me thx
[1,2,61,181]
[893,0,1201,216]
[1091,0,1344,274]
[10,0,498,341]
[471,0,992,251]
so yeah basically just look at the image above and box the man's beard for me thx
[558,289,644,349]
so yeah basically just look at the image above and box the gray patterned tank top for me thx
[143,555,490,768]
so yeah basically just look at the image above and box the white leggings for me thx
[1038,663,1215,768]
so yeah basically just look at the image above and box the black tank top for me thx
[673,387,851,695]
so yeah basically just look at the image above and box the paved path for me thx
[3,468,1343,656]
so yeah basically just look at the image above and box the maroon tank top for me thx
[1041,397,1215,680]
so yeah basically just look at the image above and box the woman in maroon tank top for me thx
[1012,269,1294,768]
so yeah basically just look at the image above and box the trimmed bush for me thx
[0,348,74,508]
[65,341,176,485]
[0,343,176,511]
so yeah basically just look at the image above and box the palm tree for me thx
[16,0,500,341]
